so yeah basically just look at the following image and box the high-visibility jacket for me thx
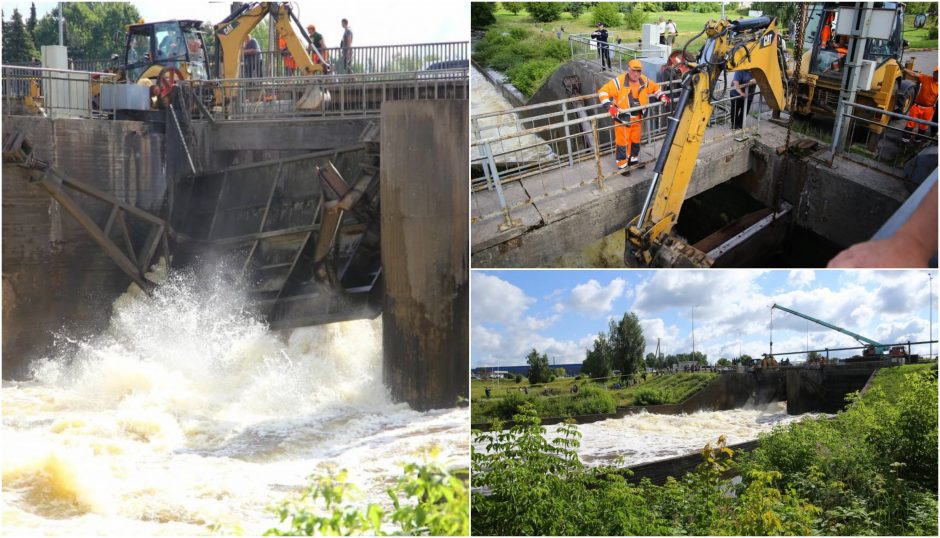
[597,73,662,117]
[914,73,938,107]
[278,37,296,70]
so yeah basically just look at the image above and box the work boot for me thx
[628,157,640,167]
[617,159,628,170]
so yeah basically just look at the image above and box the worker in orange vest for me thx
[597,59,671,169]
[307,24,329,66]
[902,66,938,143]
[278,36,296,76]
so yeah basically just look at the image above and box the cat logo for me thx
[761,33,774,48]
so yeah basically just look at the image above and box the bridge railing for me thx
[1,64,118,119]
[568,34,663,72]
[471,80,767,226]
[768,340,938,364]
[183,68,468,121]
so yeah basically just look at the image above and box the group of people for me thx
[241,18,355,78]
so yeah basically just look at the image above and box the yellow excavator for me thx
[625,16,788,267]
[791,2,917,136]
[214,2,329,99]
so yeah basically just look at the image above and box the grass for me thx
[902,20,938,50]
[494,8,723,50]
[471,371,717,423]
[862,362,937,405]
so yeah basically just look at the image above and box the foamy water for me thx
[544,402,811,466]
[471,66,555,163]
[2,267,468,535]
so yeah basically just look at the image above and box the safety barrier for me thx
[1,64,118,119]
[182,68,468,121]
[830,99,938,165]
[471,79,765,225]
[568,34,663,72]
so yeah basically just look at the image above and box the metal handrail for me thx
[2,65,119,119]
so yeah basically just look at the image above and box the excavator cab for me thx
[802,3,906,82]
[123,20,210,84]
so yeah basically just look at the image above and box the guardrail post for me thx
[482,140,520,230]
[562,101,574,167]
[592,117,605,190]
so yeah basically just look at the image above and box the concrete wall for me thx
[381,100,469,411]
[624,440,760,485]
[2,116,168,379]
[786,364,884,415]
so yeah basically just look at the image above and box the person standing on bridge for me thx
[901,66,938,143]
[340,18,353,74]
[591,22,611,71]
[307,24,329,70]
[597,59,671,169]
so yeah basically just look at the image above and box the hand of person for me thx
[827,234,933,268]
[659,93,671,105]
[608,104,619,118]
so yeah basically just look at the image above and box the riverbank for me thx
[471,362,938,536]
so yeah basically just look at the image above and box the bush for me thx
[506,58,559,97]
[928,27,938,40]
[622,8,649,30]
[266,461,469,536]
[514,374,523,383]
[566,2,589,19]
[540,385,617,417]
[686,2,721,13]
[527,2,565,23]
[471,2,496,29]
[488,390,532,420]
[632,387,669,405]
[634,2,662,11]
[592,3,622,27]
[501,1,525,15]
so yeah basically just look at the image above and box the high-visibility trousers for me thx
[906,103,935,132]
[614,119,642,167]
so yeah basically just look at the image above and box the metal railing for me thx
[76,41,469,80]
[830,99,938,165]
[184,68,468,121]
[2,64,118,119]
[568,34,664,72]
[471,81,766,225]
[769,340,937,363]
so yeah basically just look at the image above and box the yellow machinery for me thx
[791,2,916,135]
[625,16,788,267]
[215,2,328,81]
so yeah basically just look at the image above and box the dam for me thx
[2,45,469,410]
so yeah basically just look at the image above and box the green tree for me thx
[527,2,565,23]
[751,3,797,26]
[740,353,754,366]
[27,2,37,37]
[592,3,622,28]
[582,332,612,378]
[609,312,645,378]
[471,2,497,29]
[716,358,731,367]
[502,2,525,15]
[554,367,567,379]
[526,348,552,384]
[2,9,39,63]
[32,2,141,60]
[807,350,824,362]
[566,2,589,19]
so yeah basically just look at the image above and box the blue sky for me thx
[2,1,468,47]
[472,269,939,367]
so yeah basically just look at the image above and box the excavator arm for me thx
[215,2,328,82]
[771,303,888,354]
[626,16,788,267]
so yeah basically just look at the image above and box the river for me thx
[471,66,555,164]
[541,401,814,466]
[2,267,468,535]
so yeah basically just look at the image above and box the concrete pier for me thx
[381,100,469,410]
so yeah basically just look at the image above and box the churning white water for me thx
[543,402,811,467]
[2,267,468,535]
[471,66,555,163]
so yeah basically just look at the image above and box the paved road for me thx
[905,49,938,73]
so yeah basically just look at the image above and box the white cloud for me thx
[788,269,815,288]
[568,278,626,315]
[471,273,534,325]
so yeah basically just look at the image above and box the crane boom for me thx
[771,303,888,354]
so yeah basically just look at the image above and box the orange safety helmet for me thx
[628,59,643,71]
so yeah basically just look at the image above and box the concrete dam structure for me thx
[3,65,469,411]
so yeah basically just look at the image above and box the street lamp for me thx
[691,304,700,358]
